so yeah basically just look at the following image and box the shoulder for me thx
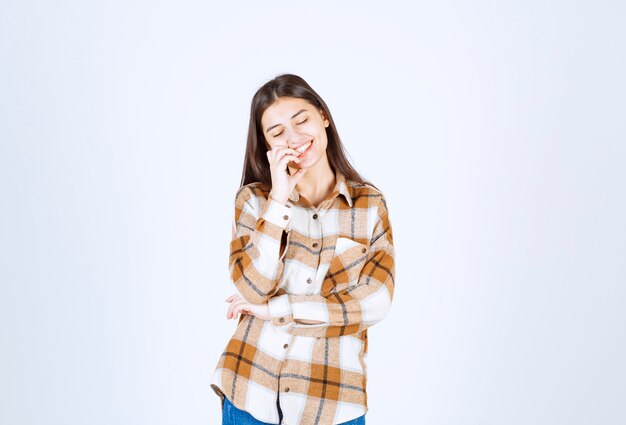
[234,182,271,205]
[345,179,388,211]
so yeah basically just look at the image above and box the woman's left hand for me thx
[225,294,271,321]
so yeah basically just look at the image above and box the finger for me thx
[231,299,248,313]
[234,302,250,315]
[227,299,244,318]
[270,145,298,155]
[225,296,242,312]
[282,148,301,157]
[277,153,301,169]
[269,147,302,169]
[235,299,253,318]
[232,303,250,319]
[227,298,245,318]
[228,299,249,319]
[270,152,298,168]
[269,146,300,163]
[291,167,308,182]
[225,294,240,302]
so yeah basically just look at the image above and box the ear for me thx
[319,109,330,127]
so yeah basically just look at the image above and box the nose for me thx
[287,131,308,147]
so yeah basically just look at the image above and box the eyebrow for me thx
[265,109,308,133]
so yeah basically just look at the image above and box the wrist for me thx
[269,191,288,205]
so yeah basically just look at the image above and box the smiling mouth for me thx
[294,140,313,157]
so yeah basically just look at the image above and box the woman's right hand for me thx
[266,145,308,204]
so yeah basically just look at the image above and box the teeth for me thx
[296,141,311,153]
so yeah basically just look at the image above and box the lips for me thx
[294,140,313,157]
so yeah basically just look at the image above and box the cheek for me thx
[315,132,328,148]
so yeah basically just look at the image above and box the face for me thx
[260,97,330,169]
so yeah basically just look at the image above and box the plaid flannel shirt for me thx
[210,171,395,425]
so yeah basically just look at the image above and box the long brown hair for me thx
[239,73,375,190]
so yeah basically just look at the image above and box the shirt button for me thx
[285,204,291,208]
[285,387,290,392]
[278,317,285,323]
[283,215,289,220]
[361,247,367,253]
[312,242,318,248]
[306,277,312,284]
[283,343,289,349]
[312,213,318,219]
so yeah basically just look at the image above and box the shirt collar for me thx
[288,170,353,207]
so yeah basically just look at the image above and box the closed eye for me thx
[272,118,308,137]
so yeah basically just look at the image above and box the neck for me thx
[288,155,335,205]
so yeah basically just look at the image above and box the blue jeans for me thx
[222,396,366,425]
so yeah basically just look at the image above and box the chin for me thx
[292,156,317,169]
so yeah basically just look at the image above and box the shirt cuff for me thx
[262,198,292,230]
[268,294,294,327]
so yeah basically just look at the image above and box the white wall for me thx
[1,1,624,424]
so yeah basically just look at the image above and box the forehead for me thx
[261,97,313,129]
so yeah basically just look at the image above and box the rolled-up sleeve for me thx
[268,197,395,337]
[229,186,292,304]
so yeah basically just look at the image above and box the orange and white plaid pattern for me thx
[211,171,395,425]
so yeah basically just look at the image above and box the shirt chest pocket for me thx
[321,237,369,296]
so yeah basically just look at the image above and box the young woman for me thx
[210,74,396,425]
